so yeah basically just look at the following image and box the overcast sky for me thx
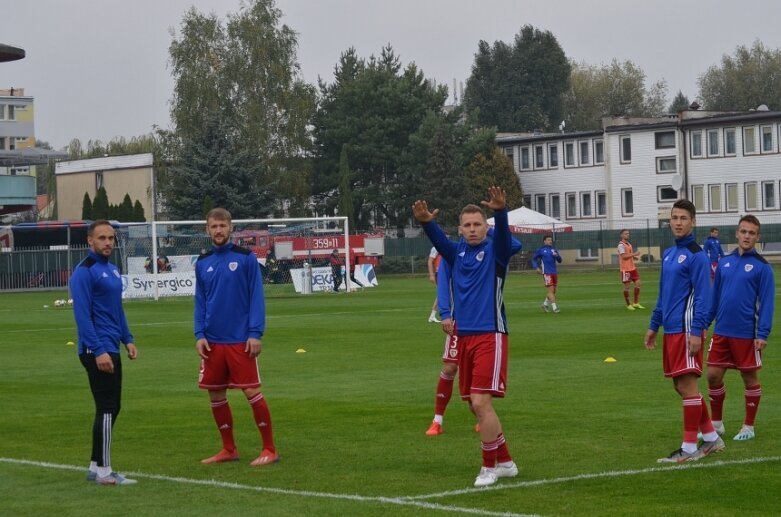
[4,0,781,149]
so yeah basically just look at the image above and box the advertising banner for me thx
[290,264,377,293]
[121,271,196,299]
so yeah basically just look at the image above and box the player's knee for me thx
[442,363,458,376]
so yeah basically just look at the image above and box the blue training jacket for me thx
[706,248,775,340]
[194,243,265,343]
[70,250,133,356]
[703,236,725,263]
[649,234,712,335]
[530,244,562,274]
[425,209,512,335]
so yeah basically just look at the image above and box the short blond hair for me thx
[206,207,232,223]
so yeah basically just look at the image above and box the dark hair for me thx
[672,199,696,219]
[738,214,761,231]
[88,220,113,236]
[619,228,628,236]
[709,227,719,233]
[206,207,232,223]
[459,204,486,222]
[543,234,553,242]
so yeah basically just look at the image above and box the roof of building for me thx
[0,148,69,167]
[55,153,154,175]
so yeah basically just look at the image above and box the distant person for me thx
[644,199,723,463]
[195,208,277,467]
[329,249,343,292]
[703,227,725,280]
[617,229,644,310]
[427,246,442,322]
[531,235,562,313]
[71,220,139,485]
[413,186,519,488]
[349,255,365,289]
[706,215,774,442]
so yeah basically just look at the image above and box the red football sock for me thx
[248,393,275,452]
[623,289,630,305]
[682,396,702,443]
[633,287,640,304]
[210,398,236,452]
[495,433,512,463]
[481,437,500,468]
[434,372,454,417]
[744,384,762,426]
[708,384,726,421]
[697,395,715,434]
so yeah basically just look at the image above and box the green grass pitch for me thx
[1,270,780,516]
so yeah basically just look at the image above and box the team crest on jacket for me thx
[229,261,238,271]
[678,255,687,263]
[476,251,485,261]
[745,264,754,272]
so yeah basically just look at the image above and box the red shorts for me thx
[621,269,639,283]
[710,261,718,279]
[198,343,261,390]
[441,330,459,364]
[662,332,704,378]
[543,274,558,287]
[707,334,762,371]
[458,333,508,400]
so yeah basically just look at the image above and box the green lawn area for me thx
[1,270,780,516]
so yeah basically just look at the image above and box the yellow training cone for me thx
[296,348,307,353]
[604,357,617,363]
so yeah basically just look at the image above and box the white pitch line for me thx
[405,456,781,500]
[0,457,538,517]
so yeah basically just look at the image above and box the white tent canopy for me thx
[487,206,572,234]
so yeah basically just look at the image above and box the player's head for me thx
[87,220,116,257]
[543,235,553,245]
[205,207,232,247]
[709,227,719,237]
[619,229,630,241]
[459,204,488,246]
[736,215,761,252]
[670,199,696,239]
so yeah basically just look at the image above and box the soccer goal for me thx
[116,216,383,300]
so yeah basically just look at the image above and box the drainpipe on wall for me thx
[679,125,688,200]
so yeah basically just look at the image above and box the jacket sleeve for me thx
[757,264,775,340]
[491,208,512,267]
[437,259,453,320]
[193,262,206,340]
[555,248,562,263]
[530,248,540,269]
[705,259,722,330]
[119,300,134,345]
[690,252,713,335]
[649,252,665,332]
[247,253,265,340]
[71,267,107,356]
[510,236,523,255]
[423,221,457,265]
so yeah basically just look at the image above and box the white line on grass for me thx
[404,455,781,500]
[0,457,538,517]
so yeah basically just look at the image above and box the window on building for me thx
[744,126,757,154]
[692,185,705,211]
[709,184,722,211]
[523,194,532,208]
[0,137,5,150]
[763,181,776,209]
[577,248,599,260]
[620,135,631,163]
[724,128,736,155]
[762,125,773,153]
[657,186,678,202]
[745,182,758,211]
[656,156,676,173]
[564,142,575,167]
[581,192,592,217]
[7,105,15,121]
[622,188,633,216]
[534,145,544,169]
[9,137,16,150]
[550,194,561,219]
[535,194,547,215]
[579,141,590,165]
[566,192,577,218]
[726,183,738,212]
[520,146,530,170]
[548,144,558,168]
[707,129,719,156]
[96,172,104,191]
[504,146,514,170]
[10,167,30,176]
[691,130,703,157]
[0,104,5,120]
[594,139,604,164]
[596,191,607,217]
[655,131,676,149]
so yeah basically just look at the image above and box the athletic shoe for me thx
[201,448,240,464]
[425,421,444,436]
[86,470,97,482]
[657,447,702,463]
[712,421,726,436]
[428,315,441,323]
[94,472,137,485]
[697,436,726,457]
[633,303,646,309]
[733,426,755,441]
[553,308,561,314]
[626,305,636,311]
[541,304,549,313]
[250,449,279,466]
[495,461,519,478]
[474,467,498,487]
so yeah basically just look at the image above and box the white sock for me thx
[97,466,112,478]
[89,461,98,472]
[551,303,558,310]
[701,431,718,442]
[542,300,549,306]
[681,442,698,454]
[430,310,437,318]
[433,414,443,424]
